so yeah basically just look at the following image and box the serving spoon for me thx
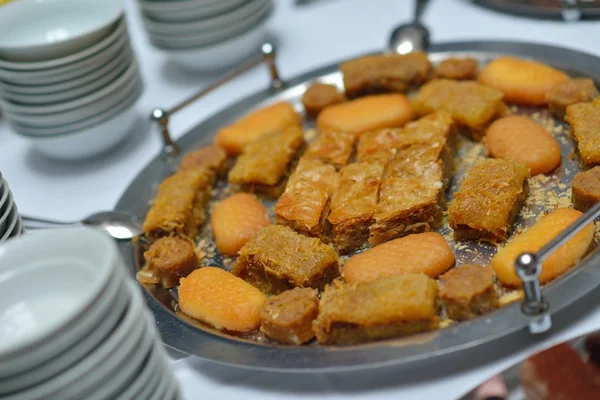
[22,210,142,240]
[388,0,431,54]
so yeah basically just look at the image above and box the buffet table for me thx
[1,0,600,398]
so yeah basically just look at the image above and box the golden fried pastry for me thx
[486,116,561,176]
[478,56,569,106]
[342,232,454,284]
[547,78,598,118]
[215,102,302,155]
[228,125,304,196]
[434,58,478,81]
[313,274,439,345]
[449,159,529,242]
[211,193,270,256]
[142,169,214,242]
[572,166,600,212]
[260,288,319,344]
[439,265,498,321]
[341,52,432,98]
[179,267,266,332]
[328,161,385,253]
[136,237,199,289]
[234,225,340,295]
[356,128,402,163]
[316,94,415,136]
[302,82,346,118]
[275,158,338,239]
[411,79,506,140]
[566,98,600,166]
[179,145,228,177]
[303,130,355,169]
[491,208,594,286]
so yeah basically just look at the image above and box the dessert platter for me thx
[115,40,600,371]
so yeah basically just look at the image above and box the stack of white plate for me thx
[0,171,23,244]
[138,0,274,71]
[0,0,144,160]
[0,227,180,400]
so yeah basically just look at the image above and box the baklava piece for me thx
[302,130,355,169]
[573,166,600,212]
[302,83,346,118]
[547,78,598,119]
[433,58,478,81]
[313,274,439,345]
[566,98,600,166]
[411,79,506,140]
[179,145,228,177]
[449,159,529,242]
[142,168,214,242]
[137,237,199,289]
[356,128,402,163]
[228,125,305,197]
[234,225,340,295]
[439,264,498,321]
[328,161,385,253]
[214,102,302,155]
[341,52,432,98]
[275,158,338,239]
[316,94,415,136]
[260,288,319,345]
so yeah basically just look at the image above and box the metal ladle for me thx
[388,0,431,54]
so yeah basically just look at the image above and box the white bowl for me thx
[0,228,117,362]
[0,276,129,393]
[162,17,269,71]
[141,0,246,22]
[0,31,129,85]
[0,0,124,62]
[139,0,231,13]
[142,0,267,35]
[0,189,14,237]
[148,0,272,49]
[114,340,163,400]
[21,91,142,160]
[0,204,20,243]
[0,41,131,96]
[0,47,132,104]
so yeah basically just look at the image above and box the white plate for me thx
[148,1,272,49]
[3,64,141,127]
[141,0,246,22]
[0,277,129,393]
[0,204,19,243]
[0,0,123,62]
[0,228,118,369]
[0,31,129,85]
[0,189,14,236]
[162,18,269,71]
[10,78,143,137]
[0,40,131,95]
[3,277,145,400]
[115,341,163,400]
[142,0,267,35]
[0,47,132,104]
[138,0,231,13]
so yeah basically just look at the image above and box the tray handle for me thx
[150,42,284,159]
[516,201,600,334]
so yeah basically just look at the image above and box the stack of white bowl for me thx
[0,171,23,243]
[138,0,274,71]
[0,227,180,400]
[0,0,144,160]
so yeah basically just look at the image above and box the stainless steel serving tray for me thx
[116,41,600,372]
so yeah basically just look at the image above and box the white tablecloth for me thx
[1,0,600,398]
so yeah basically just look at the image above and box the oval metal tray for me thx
[116,41,600,372]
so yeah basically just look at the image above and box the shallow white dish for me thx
[142,0,267,35]
[140,0,246,22]
[161,18,269,71]
[0,0,124,62]
[0,32,129,85]
[0,43,131,96]
[0,189,14,238]
[0,47,131,104]
[0,204,20,243]
[115,340,162,400]
[139,0,230,13]
[149,0,272,49]
[0,15,127,71]
[0,228,117,362]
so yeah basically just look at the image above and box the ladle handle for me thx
[414,0,430,22]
